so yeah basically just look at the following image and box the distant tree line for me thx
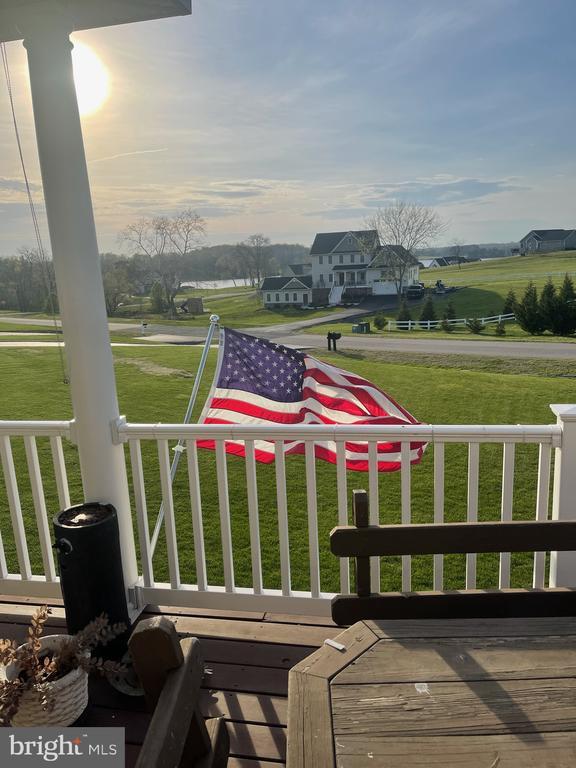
[419,242,517,261]
[0,247,58,313]
[0,209,309,317]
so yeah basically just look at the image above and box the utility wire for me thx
[1,42,69,384]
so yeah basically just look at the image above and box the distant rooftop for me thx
[310,230,378,255]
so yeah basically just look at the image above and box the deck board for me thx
[0,597,336,766]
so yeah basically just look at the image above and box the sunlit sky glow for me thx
[72,42,110,118]
[0,0,575,254]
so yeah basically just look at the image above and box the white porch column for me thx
[550,404,576,587]
[22,17,138,591]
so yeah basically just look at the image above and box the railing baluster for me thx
[49,436,70,510]
[23,436,56,582]
[0,436,32,580]
[466,442,479,589]
[336,440,349,594]
[186,440,207,591]
[275,441,291,596]
[368,441,379,591]
[401,441,411,591]
[433,442,445,590]
[129,439,154,588]
[499,443,515,588]
[245,439,262,595]
[215,440,235,592]
[305,441,321,598]
[533,443,552,588]
[157,439,181,589]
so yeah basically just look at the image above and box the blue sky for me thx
[1,0,576,253]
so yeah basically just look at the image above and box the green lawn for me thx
[142,291,342,328]
[313,250,576,340]
[1,345,573,594]
[7,291,343,330]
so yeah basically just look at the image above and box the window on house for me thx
[328,255,332,264]
[293,293,298,301]
[329,273,333,283]
[351,254,355,264]
[285,293,289,301]
[266,293,271,302]
[359,271,366,283]
[360,254,365,263]
[275,293,279,301]
[339,254,343,264]
[319,274,324,283]
[319,255,323,265]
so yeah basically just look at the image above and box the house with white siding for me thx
[309,230,420,304]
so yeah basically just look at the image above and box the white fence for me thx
[389,312,515,331]
[0,412,574,615]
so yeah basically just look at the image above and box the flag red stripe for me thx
[202,416,426,454]
[196,438,425,472]
[304,366,418,422]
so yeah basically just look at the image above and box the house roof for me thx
[310,230,378,255]
[523,229,576,241]
[288,263,312,275]
[260,275,312,290]
[368,244,418,268]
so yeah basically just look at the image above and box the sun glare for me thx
[72,42,110,117]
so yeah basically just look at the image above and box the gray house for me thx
[520,229,576,254]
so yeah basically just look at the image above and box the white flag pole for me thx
[150,313,220,555]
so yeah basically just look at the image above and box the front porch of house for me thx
[0,593,339,766]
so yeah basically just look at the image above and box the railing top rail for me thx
[118,421,561,446]
[0,420,72,438]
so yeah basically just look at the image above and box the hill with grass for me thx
[424,249,576,318]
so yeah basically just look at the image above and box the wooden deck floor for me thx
[0,596,340,767]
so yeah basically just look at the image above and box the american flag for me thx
[198,328,426,471]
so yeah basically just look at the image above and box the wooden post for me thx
[353,490,371,597]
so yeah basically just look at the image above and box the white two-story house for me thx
[310,230,420,304]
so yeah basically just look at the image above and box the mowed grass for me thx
[1,345,574,594]
[314,250,576,340]
[147,291,343,328]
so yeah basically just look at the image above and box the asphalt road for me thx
[272,333,576,359]
[3,315,576,359]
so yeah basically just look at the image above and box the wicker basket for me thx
[0,634,89,726]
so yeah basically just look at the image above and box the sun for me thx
[72,42,110,117]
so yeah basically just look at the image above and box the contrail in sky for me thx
[88,148,168,164]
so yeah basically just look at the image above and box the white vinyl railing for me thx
[0,413,574,614]
[0,420,72,597]
[389,312,515,331]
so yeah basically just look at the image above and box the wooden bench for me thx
[128,616,229,768]
[330,489,576,626]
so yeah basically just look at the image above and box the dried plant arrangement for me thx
[0,606,126,726]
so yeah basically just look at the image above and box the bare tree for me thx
[119,216,171,259]
[366,201,446,252]
[245,234,272,284]
[167,208,206,256]
[450,238,466,269]
[364,201,447,295]
[119,210,206,317]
